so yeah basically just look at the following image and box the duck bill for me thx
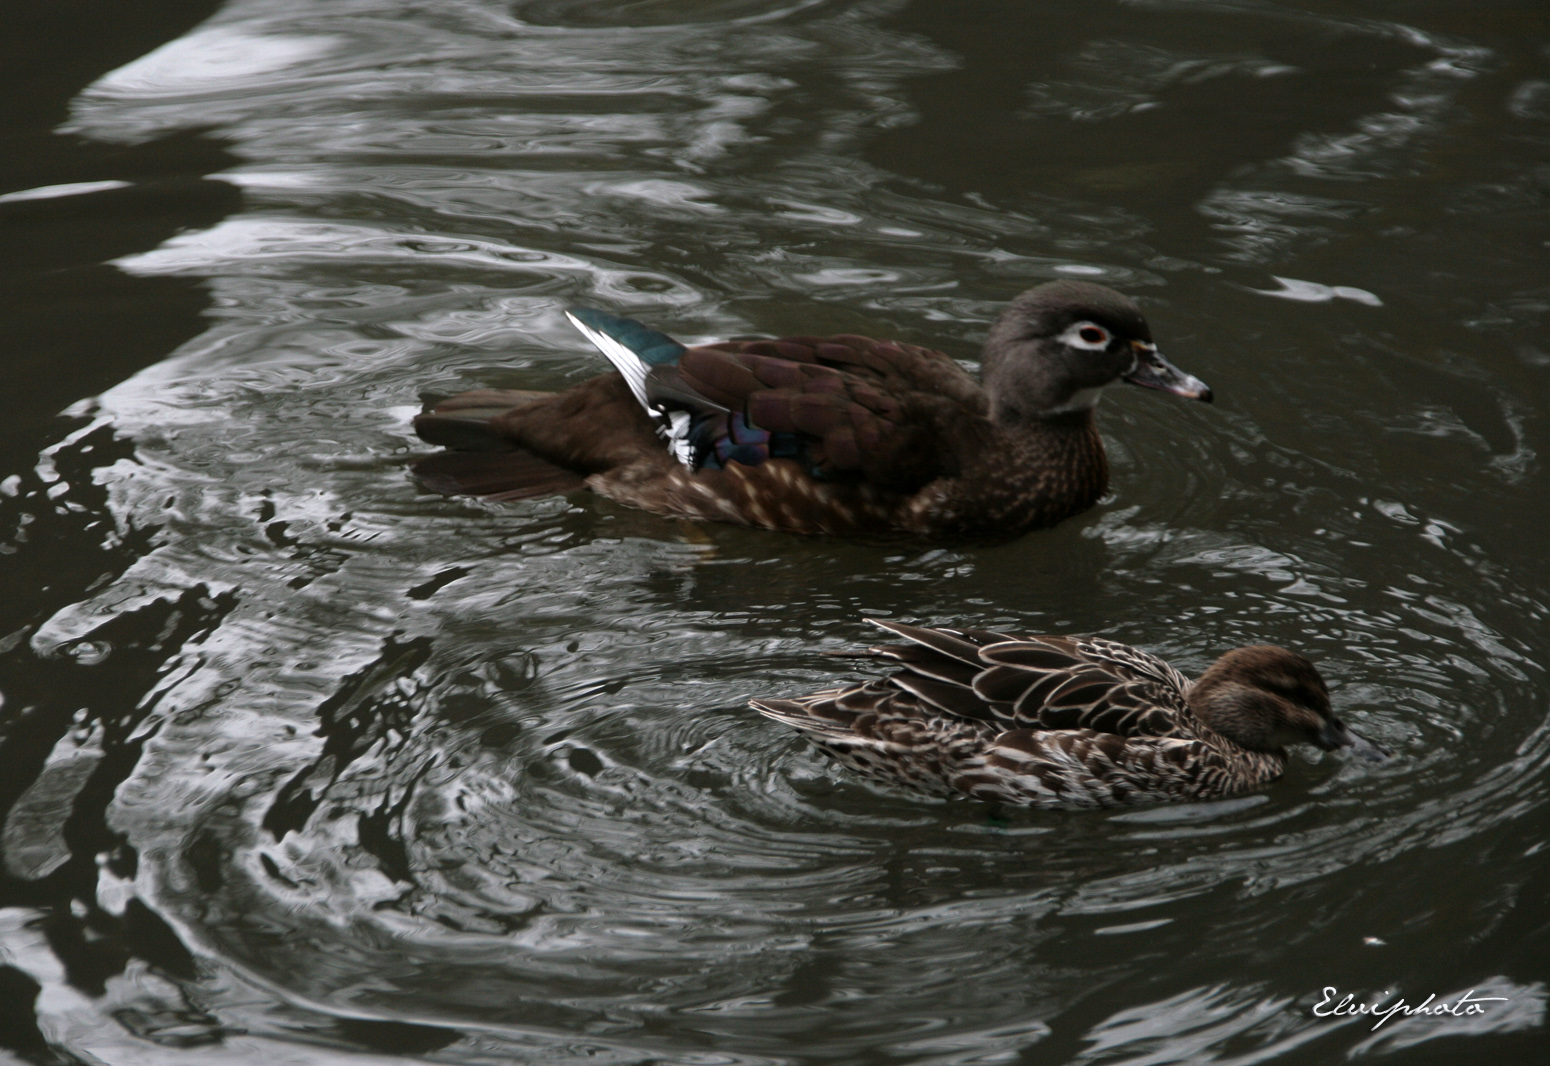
[1317,718,1390,763]
[1123,344,1213,402]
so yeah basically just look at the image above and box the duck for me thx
[750,620,1387,808]
[410,280,1211,538]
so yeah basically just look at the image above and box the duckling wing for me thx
[673,336,984,491]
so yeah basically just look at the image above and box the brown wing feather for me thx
[1066,636,1196,692]
[749,688,995,797]
[831,628,1196,739]
[676,336,984,491]
[977,638,1194,737]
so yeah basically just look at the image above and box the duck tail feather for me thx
[412,450,586,501]
[865,619,988,665]
[748,695,859,738]
[413,414,516,452]
[413,389,553,451]
[430,388,553,414]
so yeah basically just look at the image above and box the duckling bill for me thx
[751,621,1387,809]
[411,281,1211,538]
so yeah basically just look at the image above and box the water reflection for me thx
[2,0,1548,1062]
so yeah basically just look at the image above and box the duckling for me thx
[751,620,1387,808]
[411,281,1210,537]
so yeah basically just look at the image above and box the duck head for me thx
[982,280,1212,423]
[1188,645,1388,761]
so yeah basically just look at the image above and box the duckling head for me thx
[981,280,1212,423]
[1189,645,1387,761]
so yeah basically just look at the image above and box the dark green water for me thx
[1,1,1546,1062]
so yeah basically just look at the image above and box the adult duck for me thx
[411,280,1211,537]
[751,620,1387,808]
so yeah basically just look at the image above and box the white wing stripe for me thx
[667,410,694,466]
[566,311,652,412]
[567,312,699,471]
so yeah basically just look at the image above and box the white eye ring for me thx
[1061,321,1111,350]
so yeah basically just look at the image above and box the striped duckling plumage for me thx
[751,620,1386,809]
[411,281,1211,538]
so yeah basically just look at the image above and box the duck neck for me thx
[1186,680,1285,754]
[989,393,1100,431]
[983,353,1104,425]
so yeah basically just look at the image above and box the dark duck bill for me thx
[1124,342,1214,402]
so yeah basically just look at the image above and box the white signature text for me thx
[1313,986,1510,1031]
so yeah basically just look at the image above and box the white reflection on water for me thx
[90,25,342,101]
[1074,983,1341,1065]
[1347,977,1546,1056]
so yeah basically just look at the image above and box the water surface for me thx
[1,1,1547,1063]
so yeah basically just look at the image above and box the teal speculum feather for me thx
[565,307,686,366]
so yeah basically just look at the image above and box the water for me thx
[1,1,1547,1062]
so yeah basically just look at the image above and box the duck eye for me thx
[1078,326,1108,346]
